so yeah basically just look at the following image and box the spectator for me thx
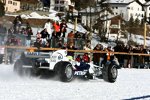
[34,38,42,49]
[53,21,60,38]
[13,15,22,34]
[74,31,82,49]
[67,31,74,44]
[44,40,50,48]
[143,48,149,68]
[62,42,68,49]
[40,28,49,45]
[82,53,90,63]
[74,31,81,39]
[56,39,63,48]
[83,40,92,50]
[60,19,67,38]
[44,19,53,39]
[114,44,125,68]
[6,35,18,46]
[67,42,76,57]
[25,27,33,47]
[102,46,114,63]
[93,44,102,66]
[36,30,41,39]
[123,45,132,68]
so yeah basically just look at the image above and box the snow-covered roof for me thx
[6,11,61,21]
[30,12,43,18]
[144,1,150,6]
[108,0,133,4]
[48,13,60,21]
[67,23,87,33]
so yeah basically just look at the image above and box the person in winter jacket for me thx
[75,53,90,71]
[67,31,74,43]
[40,28,49,45]
[53,21,60,38]
[93,44,102,66]
[60,19,67,38]
[44,19,53,39]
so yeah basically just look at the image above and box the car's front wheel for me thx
[59,62,74,82]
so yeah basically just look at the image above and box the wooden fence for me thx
[1,45,150,56]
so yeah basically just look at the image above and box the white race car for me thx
[14,49,118,83]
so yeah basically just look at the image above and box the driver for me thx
[75,53,90,71]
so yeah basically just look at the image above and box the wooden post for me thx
[144,22,146,48]
[74,17,77,33]
[144,10,147,48]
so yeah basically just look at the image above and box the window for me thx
[54,7,58,11]
[121,13,124,17]
[55,0,59,4]
[112,7,114,9]
[116,7,118,9]
[116,13,118,15]
[13,2,17,6]
[127,7,130,9]
[6,7,8,11]
[135,13,137,16]
[60,7,64,11]
[60,1,64,4]
[8,1,12,4]
[3,0,6,4]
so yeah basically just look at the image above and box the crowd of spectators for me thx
[0,16,149,68]
[0,15,33,46]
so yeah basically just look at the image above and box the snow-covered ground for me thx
[0,64,150,100]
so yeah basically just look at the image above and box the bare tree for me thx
[93,0,113,39]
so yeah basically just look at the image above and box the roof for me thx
[144,1,150,6]
[19,0,39,4]
[108,0,134,3]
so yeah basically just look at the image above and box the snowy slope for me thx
[0,64,150,100]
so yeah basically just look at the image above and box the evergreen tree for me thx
[126,16,144,35]
[126,16,135,35]
[0,1,5,17]
[128,15,134,27]
[134,17,140,27]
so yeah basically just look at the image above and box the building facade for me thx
[50,0,71,12]
[80,0,150,29]
[1,0,20,13]
[109,0,145,21]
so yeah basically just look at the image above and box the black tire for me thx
[0,55,3,64]
[102,63,118,83]
[14,59,23,76]
[31,60,41,76]
[59,62,74,82]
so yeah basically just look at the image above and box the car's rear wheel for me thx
[102,63,118,83]
[14,59,23,76]
[32,60,41,76]
[0,55,3,64]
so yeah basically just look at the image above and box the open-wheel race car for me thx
[14,48,118,83]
